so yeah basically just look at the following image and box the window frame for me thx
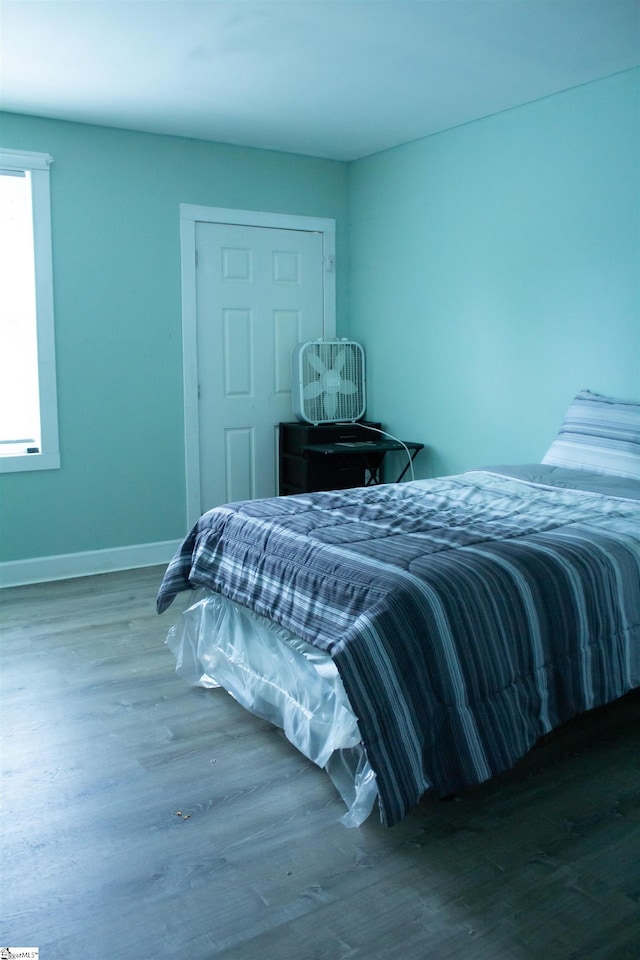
[0,148,60,473]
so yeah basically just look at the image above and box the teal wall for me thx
[348,69,640,478]
[0,114,350,562]
[1,69,638,563]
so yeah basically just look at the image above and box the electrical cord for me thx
[354,422,416,482]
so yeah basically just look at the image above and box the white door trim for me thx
[180,205,336,527]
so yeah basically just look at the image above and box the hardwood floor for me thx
[1,566,639,960]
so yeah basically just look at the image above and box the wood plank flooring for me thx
[1,566,639,960]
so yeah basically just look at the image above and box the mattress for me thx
[166,589,378,826]
[159,464,640,825]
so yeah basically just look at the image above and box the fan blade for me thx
[307,352,326,375]
[323,392,338,418]
[304,380,324,399]
[333,349,347,374]
[339,379,357,395]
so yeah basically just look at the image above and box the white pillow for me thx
[542,390,640,481]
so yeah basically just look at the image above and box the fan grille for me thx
[293,340,366,424]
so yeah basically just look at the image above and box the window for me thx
[0,148,59,472]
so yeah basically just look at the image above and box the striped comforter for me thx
[157,466,640,826]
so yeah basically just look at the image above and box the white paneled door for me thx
[194,220,327,513]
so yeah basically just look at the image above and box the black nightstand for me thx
[278,422,423,495]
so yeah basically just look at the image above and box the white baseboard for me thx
[0,539,181,588]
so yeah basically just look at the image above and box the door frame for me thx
[180,204,337,526]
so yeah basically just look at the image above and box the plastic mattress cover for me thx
[165,589,378,827]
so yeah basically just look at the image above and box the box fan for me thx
[292,339,366,424]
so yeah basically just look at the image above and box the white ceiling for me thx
[1,0,639,161]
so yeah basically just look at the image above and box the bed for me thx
[157,390,640,827]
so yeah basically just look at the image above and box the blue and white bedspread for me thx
[157,466,640,826]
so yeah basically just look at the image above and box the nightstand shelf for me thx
[278,422,423,495]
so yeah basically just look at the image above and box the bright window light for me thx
[0,170,40,451]
[0,149,59,472]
